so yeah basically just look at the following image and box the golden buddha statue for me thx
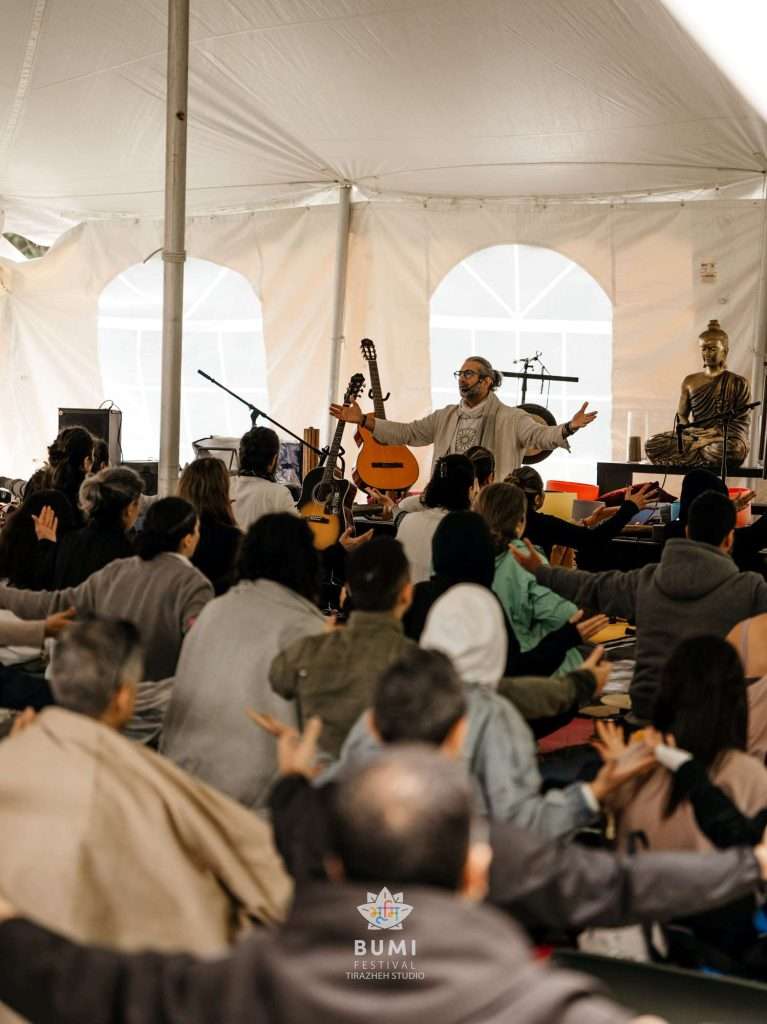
[645,320,751,467]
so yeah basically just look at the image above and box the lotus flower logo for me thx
[357,887,414,930]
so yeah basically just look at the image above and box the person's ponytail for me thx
[136,497,196,561]
[79,467,144,527]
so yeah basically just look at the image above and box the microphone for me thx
[197,369,214,383]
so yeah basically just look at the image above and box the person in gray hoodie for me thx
[512,490,767,724]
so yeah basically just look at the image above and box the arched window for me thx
[431,244,612,484]
[98,257,266,461]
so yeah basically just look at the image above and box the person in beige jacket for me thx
[0,619,291,1024]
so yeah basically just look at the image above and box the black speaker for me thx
[123,461,158,496]
[58,408,122,465]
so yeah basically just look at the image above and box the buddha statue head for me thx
[698,319,728,372]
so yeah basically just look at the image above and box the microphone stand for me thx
[196,369,333,471]
[675,402,760,484]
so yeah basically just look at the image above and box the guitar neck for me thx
[368,359,387,420]
[322,415,347,481]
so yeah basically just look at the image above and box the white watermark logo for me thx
[356,887,413,931]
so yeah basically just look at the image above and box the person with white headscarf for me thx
[332,584,615,839]
[418,584,613,839]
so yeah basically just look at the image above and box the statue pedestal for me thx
[596,461,763,495]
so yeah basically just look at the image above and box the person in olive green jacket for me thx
[269,537,415,759]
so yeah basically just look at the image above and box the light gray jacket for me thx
[373,392,569,479]
[328,684,595,839]
[161,579,326,811]
[0,554,213,681]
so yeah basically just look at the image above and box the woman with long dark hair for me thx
[0,497,212,683]
[0,490,77,590]
[179,458,241,594]
[609,636,767,975]
[42,426,94,523]
[612,636,767,851]
[161,513,326,810]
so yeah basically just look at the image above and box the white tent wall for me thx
[341,198,766,483]
[0,205,337,477]
[1,196,765,480]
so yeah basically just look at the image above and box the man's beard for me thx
[460,382,483,401]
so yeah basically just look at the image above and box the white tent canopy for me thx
[1,0,767,479]
[3,0,767,235]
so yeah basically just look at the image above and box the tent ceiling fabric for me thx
[2,0,767,237]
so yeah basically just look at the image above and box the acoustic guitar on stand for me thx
[298,373,365,550]
[354,338,420,492]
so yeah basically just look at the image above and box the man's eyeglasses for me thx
[453,370,485,380]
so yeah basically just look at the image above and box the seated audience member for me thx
[0,490,76,590]
[396,453,474,584]
[403,511,604,686]
[0,748,659,1024]
[229,426,295,530]
[0,618,289,1003]
[507,466,655,565]
[610,636,767,853]
[45,467,143,587]
[609,636,767,974]
[465,444,495,489]
[663,467,767,574]
[0,498,212,682]
[33,425,94,525]
[178,457,242,594]
[338,586,613,835]
[0,608,74,711]
[726,614,767,760]
[270,536,415,759]
[90,438,110,475]
[161,514,326,810]
[514,490,767,724]
[476,482,590,675]
[262,651,766,937]
[728,612,767,681]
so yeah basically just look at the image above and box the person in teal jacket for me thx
[476,482,593,675]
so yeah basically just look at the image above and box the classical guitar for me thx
[354,338,420,492]
[298,373,365,550]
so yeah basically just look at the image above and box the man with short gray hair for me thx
[48,617,143,721]
[0,618,290,1024]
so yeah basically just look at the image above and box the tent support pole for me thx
[327,182,352,442]
[158,0,190,496]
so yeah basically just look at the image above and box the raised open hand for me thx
[509,537,542,573]
[31,505,58,543]
[329,400,363,424]
[247,711,323,779]
[570,402,598,430]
